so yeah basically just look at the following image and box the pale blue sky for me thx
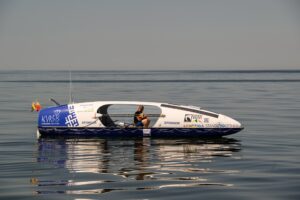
[0,0,299,70]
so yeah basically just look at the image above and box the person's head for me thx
[137,105,144,112]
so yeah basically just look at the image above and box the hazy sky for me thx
[0,0,299,70]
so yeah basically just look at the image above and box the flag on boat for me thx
[31,101,41,112]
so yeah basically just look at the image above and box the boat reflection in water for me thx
[32,137,241,195]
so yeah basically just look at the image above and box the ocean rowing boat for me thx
[37,101,243,137]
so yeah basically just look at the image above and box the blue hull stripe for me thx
[38,127,243,137]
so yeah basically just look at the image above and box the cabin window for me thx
[97,104,162,128]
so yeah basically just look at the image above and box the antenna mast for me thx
[69,71,74,104]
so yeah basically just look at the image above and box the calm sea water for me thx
[0,70,299,200]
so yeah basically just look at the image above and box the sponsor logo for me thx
[184,123,240,128]
[77,104,94,112]
[183,124,204,128]
[41,110,61,125]
[65,105,79,127]
[143,129,151,136]
[77,108,94,112]
[184,114,202,123]
[164,121,180,125]
[205,123,240,128]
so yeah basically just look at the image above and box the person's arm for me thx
[136,113,144,121]
[141,113,148,119]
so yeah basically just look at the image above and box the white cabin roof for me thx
[75,101,201,110]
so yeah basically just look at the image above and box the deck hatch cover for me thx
[161,104,219,118]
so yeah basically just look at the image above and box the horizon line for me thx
[0,69,300,72]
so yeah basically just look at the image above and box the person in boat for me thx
[134,105,150,128]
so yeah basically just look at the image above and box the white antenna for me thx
[69,70,74,104]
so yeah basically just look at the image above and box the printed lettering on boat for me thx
[164,121,180,125]
[65,105,79,127]
[143,129,151,137]
[41,110,61,125]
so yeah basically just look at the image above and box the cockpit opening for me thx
[97,104,162,128]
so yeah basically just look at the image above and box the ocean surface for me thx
[0,70,299,200]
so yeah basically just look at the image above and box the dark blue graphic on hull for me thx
[38,127,243,137]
